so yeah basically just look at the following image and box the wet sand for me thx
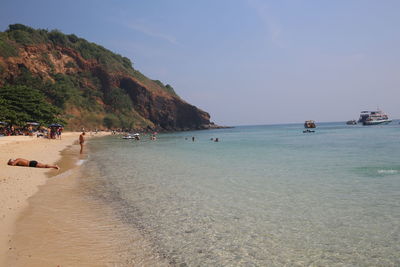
[2,133,166,266]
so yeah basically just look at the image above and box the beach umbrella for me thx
[48,123,63,128]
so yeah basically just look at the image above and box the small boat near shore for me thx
[122,133,140,140]
[304,120,316,128]
[346,120,357,125]
[358,110,392,125]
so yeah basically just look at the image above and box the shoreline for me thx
[2,132,166,266]
[0,132,108,265]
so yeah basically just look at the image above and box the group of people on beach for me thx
[49,126,63,139]
[0,123,65,138]
[0,125,33,136]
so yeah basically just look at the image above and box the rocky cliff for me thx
[0,24,214,131]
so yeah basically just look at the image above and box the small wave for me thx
[52,169,75,179]
[76,159,86,166]
[377,169,398,174]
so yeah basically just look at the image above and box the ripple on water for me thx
[81,125,400,265]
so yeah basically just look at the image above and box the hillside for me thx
[0,24,214,131]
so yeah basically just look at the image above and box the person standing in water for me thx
[192,136,195,142]
[79,132,85,154]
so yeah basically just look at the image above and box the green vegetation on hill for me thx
[0,24,180,129]
[1,23,177,93]
[0,84,62,125]
[3,23,176,96]
[0,32,18,58]
[4,24,134,74]
[5,66,136,128]
[152,80,177,96]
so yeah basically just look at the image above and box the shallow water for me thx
[74,122,400,266]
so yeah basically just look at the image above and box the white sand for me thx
[0,132,107,265]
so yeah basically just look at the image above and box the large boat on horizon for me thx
[358,110,392,125]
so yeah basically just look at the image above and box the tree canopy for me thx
[0,84,62,126]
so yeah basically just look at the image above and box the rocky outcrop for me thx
[118,77,211,130]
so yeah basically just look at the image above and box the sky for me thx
[1,0,400,126]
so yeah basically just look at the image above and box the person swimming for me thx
[7,158,59,170]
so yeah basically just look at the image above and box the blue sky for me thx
[1,0,400,125]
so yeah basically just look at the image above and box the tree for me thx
[103,114,120,129]
[106,88,133,112]
[0,84,62,125]
[7,24,34,33]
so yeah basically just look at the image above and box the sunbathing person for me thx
[7,158,59,170]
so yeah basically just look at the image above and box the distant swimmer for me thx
[192,136,195,142]
[215,138,219,142]
[79,132,85,154]
[7,158,59,170]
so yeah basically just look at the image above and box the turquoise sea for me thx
[81,122,400,266]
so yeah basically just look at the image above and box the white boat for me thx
[358,110,392,125]
[122,133,140,140]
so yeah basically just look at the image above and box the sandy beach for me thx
[0,132,165,266]
[0,132,106,265]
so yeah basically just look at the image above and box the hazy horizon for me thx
[1,0,399,126]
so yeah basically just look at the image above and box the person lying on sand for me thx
[7,158,60,170]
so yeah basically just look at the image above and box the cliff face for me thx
[0,25,212,131]
[118,77,210,130]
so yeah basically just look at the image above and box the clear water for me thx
[82,122,400,266]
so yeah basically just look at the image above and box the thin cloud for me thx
[126,22,179,45]
[246,0,284,47]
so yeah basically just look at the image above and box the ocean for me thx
[80,122,400,266]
